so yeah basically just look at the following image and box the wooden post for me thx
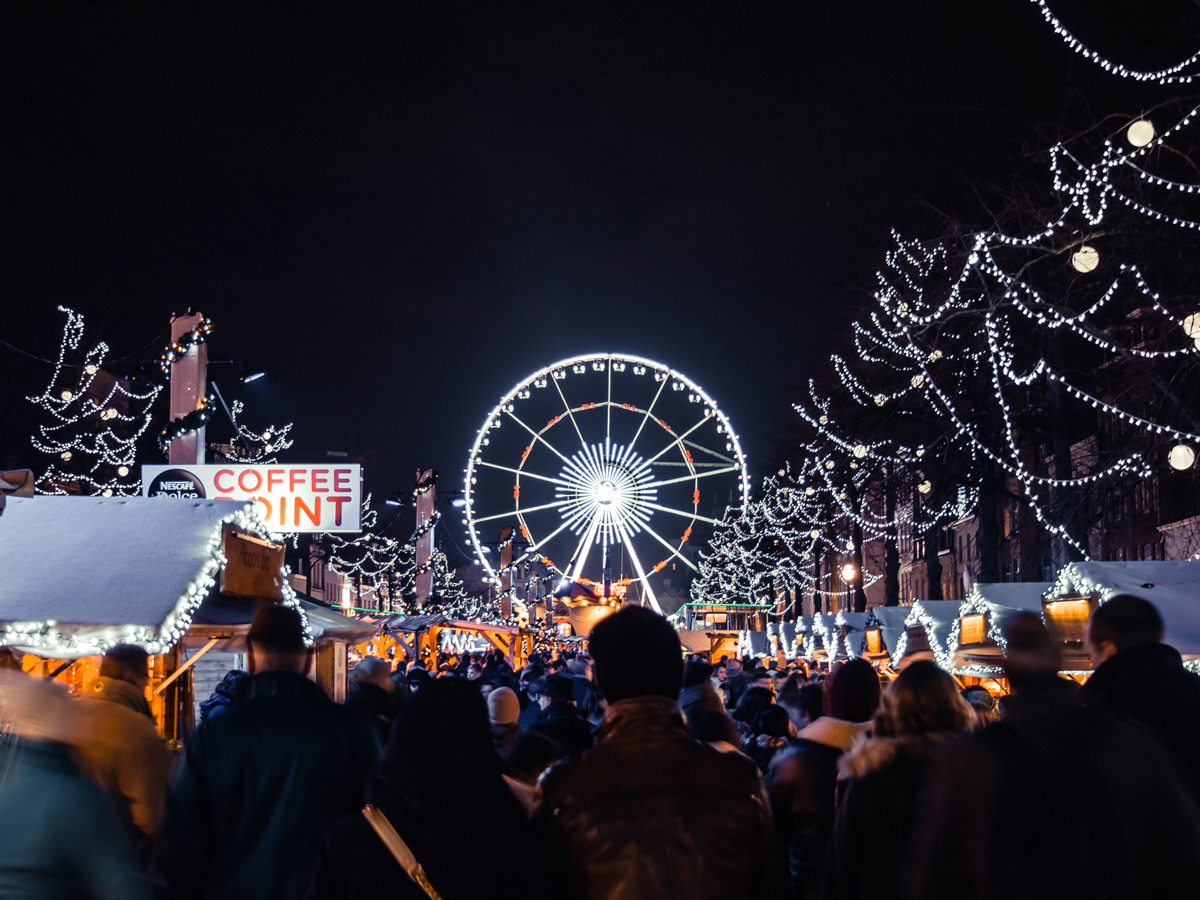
[167,312,208,466]
[315,640,348,702]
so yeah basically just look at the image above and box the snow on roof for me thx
[864,606,911,657]
[893,600,962,668]
[1053,561,1200,657]
[836,611,869,657]
[967,582,1053,612]
[0,496,305,657]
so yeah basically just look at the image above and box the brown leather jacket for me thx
[536,695,773,900]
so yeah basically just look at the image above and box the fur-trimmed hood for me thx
[838,732,961,781]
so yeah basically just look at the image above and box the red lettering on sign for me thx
[334,469,352,492]
[311,469,328,492]
[267,469,284,491]
[294,496,320,527]
[328,496,351,526]
[215,469,235,492]
[238,469,263,492]
[289,469,306,491]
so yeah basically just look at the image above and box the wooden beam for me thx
[154,638,219,696]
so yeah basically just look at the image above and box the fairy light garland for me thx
[158,316,214,374]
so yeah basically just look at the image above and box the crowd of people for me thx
[1,593,1199,899]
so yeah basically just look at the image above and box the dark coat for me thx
[821,734,962,900]
[767,718,867,900]
[306,677,543,900]
[531,700,595,755]
[536,695,773,900]
[346,681,403,746]
[903,679,1200,900]
[678,681,725,722]
[0,739,152,900]
[1077,641,1200,801]
[158,670,381,900]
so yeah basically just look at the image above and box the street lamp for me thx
[840,562,858,582]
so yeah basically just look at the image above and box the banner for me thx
[142,464,361,532]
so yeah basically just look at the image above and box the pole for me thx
[168,312,208,466]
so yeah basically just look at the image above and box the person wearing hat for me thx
[158,603,381,900]
[536,606,772,900]
[529,672,594,756]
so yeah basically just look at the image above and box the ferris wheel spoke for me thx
[640,500,720,526]
[639,519,699,572]
[643,464,742,489]
[565,512,601,582]
[477,460,571,487]
[606,363,613,444]
[623,375,669,462]
[618,526,662,614]
[474,499,569,524]
[510,517,574,568]
[683,437,736,464]
[646,414,710,463]
[551,377,587,448]
[505,410,570,462]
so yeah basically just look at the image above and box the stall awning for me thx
[377,613,447,634]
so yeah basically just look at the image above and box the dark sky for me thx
[4,1,1194,502]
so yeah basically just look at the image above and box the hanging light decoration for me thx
[1127,119,1155,147]
[1071,245,1100,273]
[1169,444,1196,470]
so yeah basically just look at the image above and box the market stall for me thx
[859,606,911,671]
[945,582,1053,681]
[891,600,962,671]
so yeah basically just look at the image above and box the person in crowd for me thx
[777,679,824,734]
[904,613,1200,899]
[529,672,594,755]
[732,685,776,745]
[679,659,725,722]
[405,665,433,696]
[465,662,483,681]
[503,728,561,814]
[199,669,249,722]
[687,708,744,754]
[724,656,749,709]
[750,705,793,772]
[536,606,773,900]
[306,677,545,899]
[0,670,152,900]
[768,658,881,900]
[487,685,522,762]
[347,656,403,744]
[961,685,998,730]
[517,662,544,713]
[159,604,381,900]
[822,661,974,900]
[72,643,171,858]
[1078,593,1200,800]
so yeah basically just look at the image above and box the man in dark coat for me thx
[1078,593,1200,800]
[158,605,381,900]
[529,672,594,755]
[536,606,773,900]
[678,659,725,722]
[904,613,1200,900]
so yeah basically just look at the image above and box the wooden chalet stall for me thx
[1046,561,1200,674]
[835,611,869,661]
[365,614,532,671]
[943,582,1052,690]
[892,600,962,672]
[859,606,912,674]
[678,601,769,661]
[0,496,336,742]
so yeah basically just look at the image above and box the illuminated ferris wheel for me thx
[462,353,749,612]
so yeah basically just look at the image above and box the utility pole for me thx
[167,312,208,466]
[414,469,437,607]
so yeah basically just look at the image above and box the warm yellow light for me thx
[117,465,130,477]
[1127,119,1155,147]
[910,375,924,388]
[85,364,97,375]
[1169,444,1195,470]
[809,529,821,539]
[917,479,932,494]
[840,563,857,581]
[60,451,72,461]
[853,444,867,458]
[60,390,73,402]
[1071,245,1100,273]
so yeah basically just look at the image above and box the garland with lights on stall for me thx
[27,306,162,496]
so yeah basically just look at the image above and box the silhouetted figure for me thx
[159,605,380,900]
[1079,593,1200,800]
[904,613,1200,900]
[536,606,773,900]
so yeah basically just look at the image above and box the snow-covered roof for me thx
[767,621,800,659]
[943,583,1054,675]
[0,496,303,657]
[893,600,962,668]
[836,611,869,658]
[1052,561,1200,658]
[967,582,1052,612]
[864,606,911,658]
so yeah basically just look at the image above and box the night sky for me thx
[5,2,1195,506]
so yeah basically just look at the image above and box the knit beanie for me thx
[487,686,520,726]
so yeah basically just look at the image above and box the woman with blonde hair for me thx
[821,660,973,900]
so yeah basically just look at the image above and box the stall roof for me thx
[895,600,962,668]
[0,496,300,657]
[376,613,447,634]
[1052,561,1200,658]
[946,583,1054,674]
[864,606,911,658]
[836,611,869,658]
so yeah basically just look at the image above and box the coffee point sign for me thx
[142,464,362,532]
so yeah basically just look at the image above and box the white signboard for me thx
[142,464,361,532]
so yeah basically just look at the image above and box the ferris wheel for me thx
[462,353,749,612]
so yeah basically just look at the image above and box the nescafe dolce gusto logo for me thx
[147,468,206,499]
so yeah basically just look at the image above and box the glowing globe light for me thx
[1127,119,1155,148]
[1072,245,1100,273]
[840,563,857,582]
[117,465,130,477]
[1169,444,1195,471]
[60,390,73,401]
[917,479,932,494]
[853,444,867,458]
[594,480,617,506]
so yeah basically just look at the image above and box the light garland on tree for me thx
[27,307,162,497]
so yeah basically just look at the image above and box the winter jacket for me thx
[678,681,725,722]
[821,734,961,900]
[72,676,171,846]
[198,670,249,722]
[536,695,773,900]
[1077,641,1200,801]
[158,670,381,900]
[767,717,870,900]
[0,739,152,900]
[530,700,595,755]
[904,679,1200,900]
